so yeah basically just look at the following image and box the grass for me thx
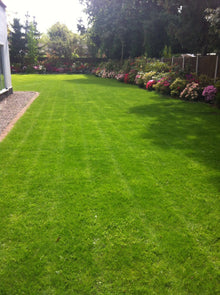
[0,74,219,294]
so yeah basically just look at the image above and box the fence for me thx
[162,55,219,82]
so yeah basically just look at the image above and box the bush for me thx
[135,73,145,88]
[180,82,201,101]
[202,85,217,103]
[170,78,187,97]
[145,61,170,73]
[115,73,125,82]
[154,77,171,95]
[142,71,157,85]
[128,69,138,84]
[214,80,220,107]
[199,74,214,88]
[146,80,157,90]
[124,73,129,84]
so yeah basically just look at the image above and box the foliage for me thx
[81,0,220,58]
[153,77,171,95]
[25,22,39,67]
[202,85,217,102]
[198,74,214,88]
[146,80,157,90]
[124,73,129,84]
[145,61,169,73]
[115,73,125,82]
[162,45,172,58]
[180,82,201,100]
[135,73,145,88]
[215,80,220,107]
[9,18,26,64]
[170,78,187,97]
[47,23,80,60]
[142,71,157,85]
[128,69,138,84]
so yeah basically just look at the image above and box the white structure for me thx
[0,0,12,98]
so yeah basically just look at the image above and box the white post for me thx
[196,54,199,75]
[182,55,185,70]
[214,55,219,83]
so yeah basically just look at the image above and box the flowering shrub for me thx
[180,82,201,100]
[107,71,116,79]
[143,71,157,85]
[170,78,187,97]
[154,77,171,95]
[145,61,170,73]
[135,73,145,88]
[146,80,156,90]
[128,69,138,84]
[102,70,108,78]
[185,73,198,83]
[124,73,129,84]
[115,73,125,82]
[202,85,217,102]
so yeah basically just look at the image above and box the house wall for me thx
[0,1,12,96]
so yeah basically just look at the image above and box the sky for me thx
[4,0,87,34]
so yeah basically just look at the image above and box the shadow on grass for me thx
[129,101,220,189]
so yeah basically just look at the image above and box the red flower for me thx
[124,73,129,84]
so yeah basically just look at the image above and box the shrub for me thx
[145,61,170,73]
[151,72,168,82]
[142,71,157,85]
[202,85,217,103]
[128,69,138,84]
[199,74,214,88]
[154,77,171,95]
[170,78,187,97]
[124,73,129,84]
[135,73,145,88]
[107,71,116,79]
[180,82,201,101]
[146,80,157,90]
[215,80,220,107]
[102,70,108,78]
[115,73,125,82]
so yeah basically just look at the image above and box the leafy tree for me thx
[205,7,220,54]
[47,22,80,60]
[25,22,39,66]
[157,0,220,54]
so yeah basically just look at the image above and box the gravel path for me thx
[0,91,39,142]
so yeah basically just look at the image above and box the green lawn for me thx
[0,74,219,294]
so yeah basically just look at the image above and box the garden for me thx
[0,74,219,294]
[1,0,220,293]
[91,57,220,107]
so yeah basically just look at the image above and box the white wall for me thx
[0,3,12,91]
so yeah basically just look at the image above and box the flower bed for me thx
[91,57,219,107]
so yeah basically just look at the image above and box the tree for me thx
[9,18,26,64]
[156,0,220,54]
[80,0,175,59]
[47,22,80,60]
[205,7,220,54]
[26,22,39,66]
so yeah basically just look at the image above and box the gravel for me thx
[0,91,39,140]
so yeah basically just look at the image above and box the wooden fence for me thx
[162,55,219,82]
